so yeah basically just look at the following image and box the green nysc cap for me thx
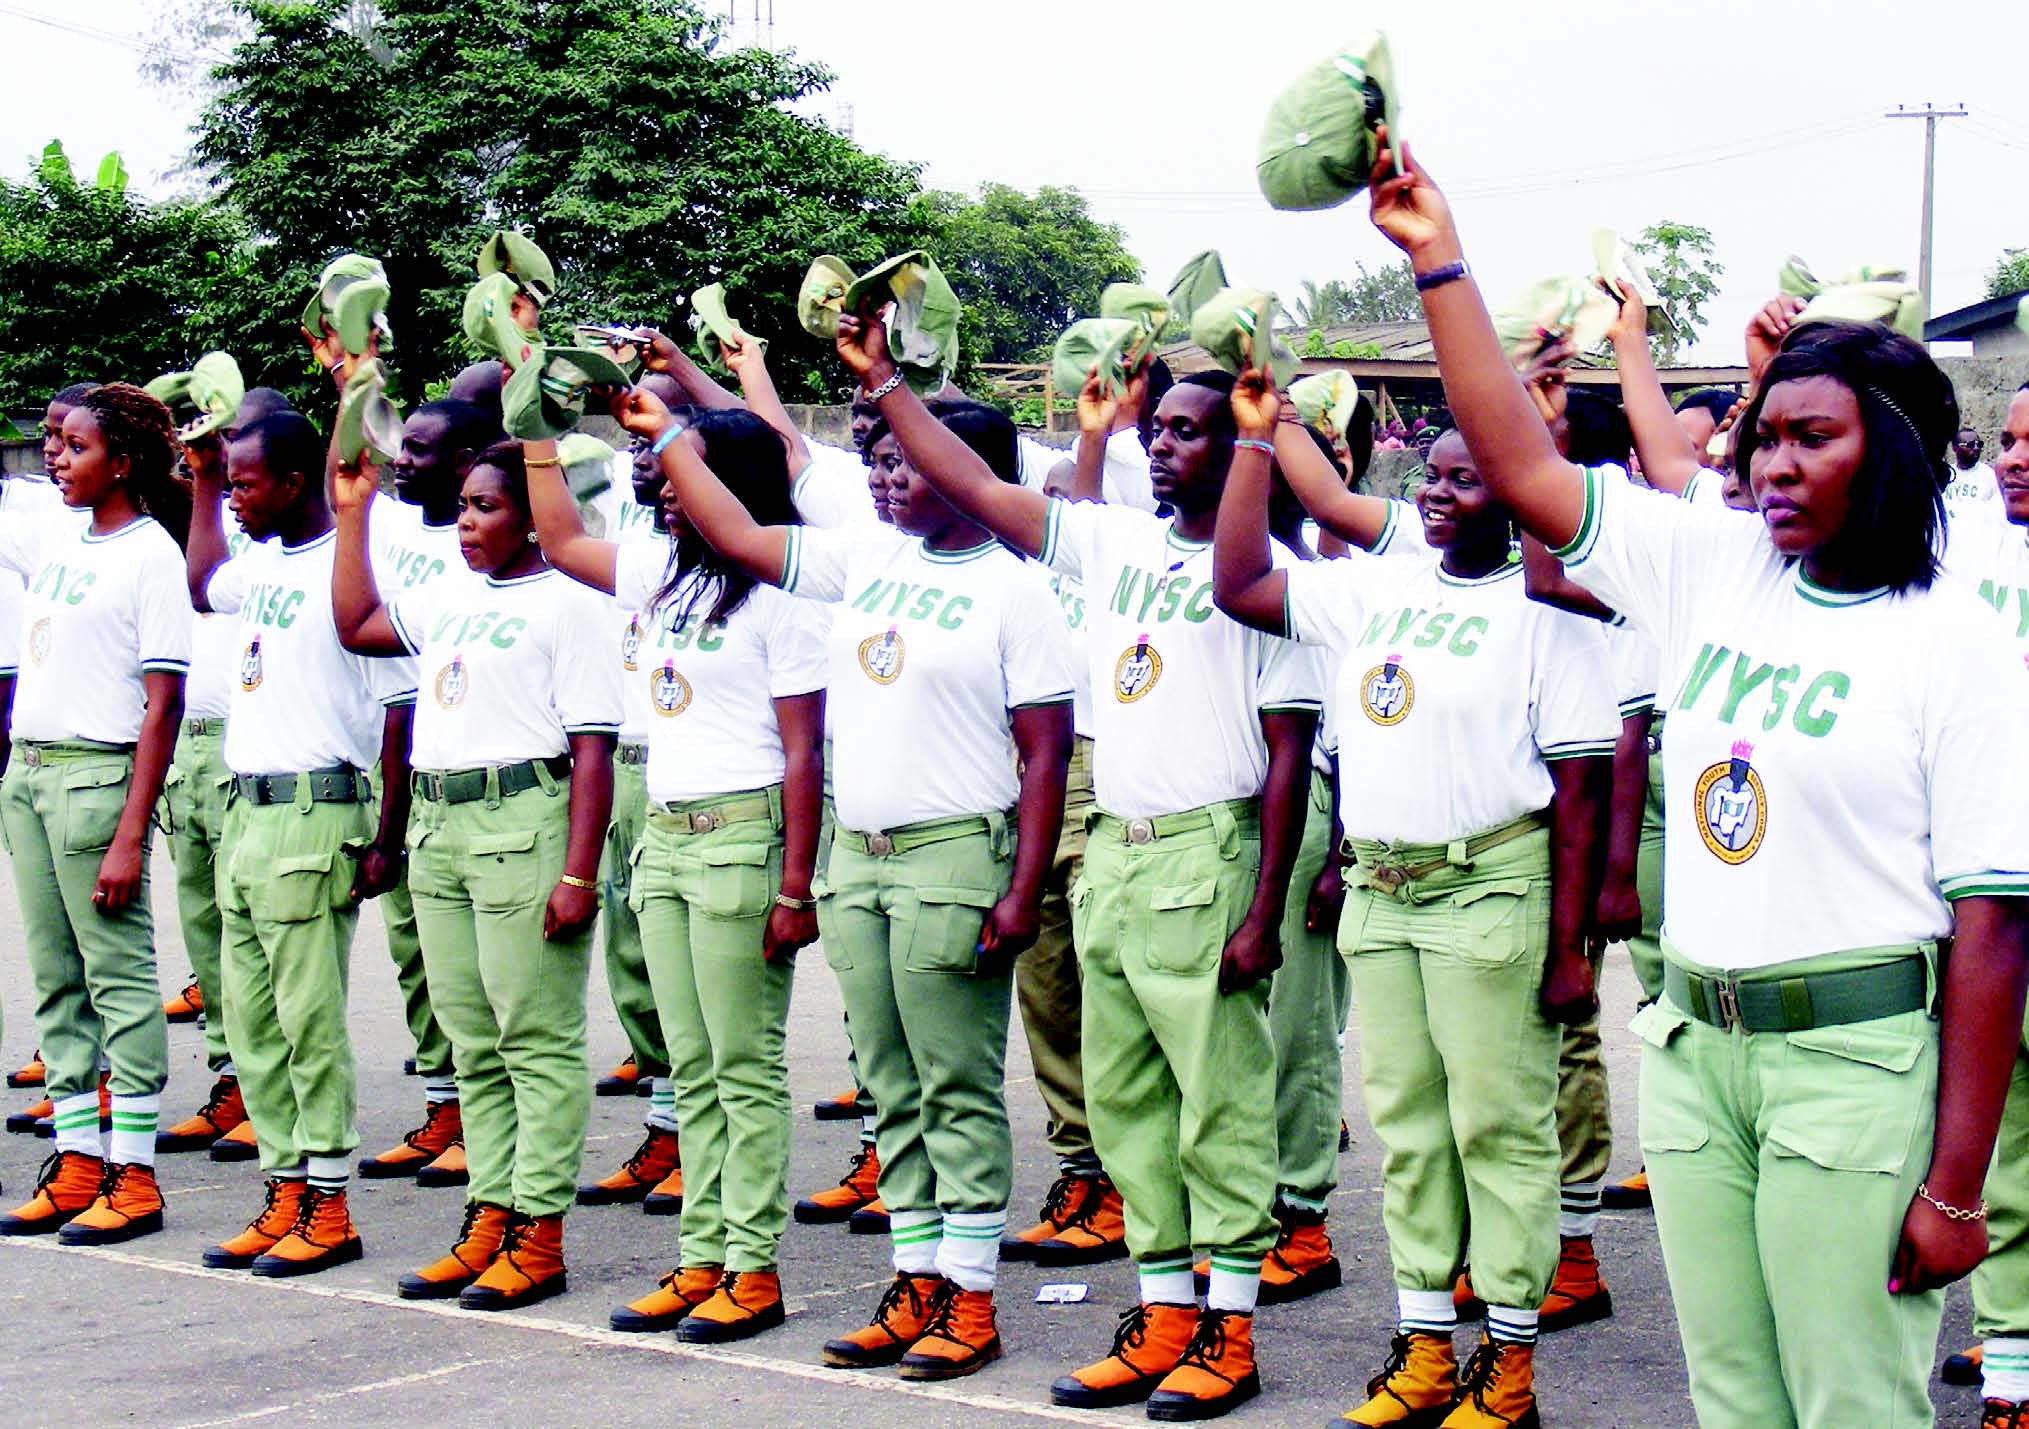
[1592,229,1675,337]
[301,254,392,357]
[1189,287,1300,387]
[1780,255,1924,341]
[463,274,542,369]
[502,343,634,441]
[334,357,403,467]
[1167,250,1229,330]
[143,351,245,441]
[689,283,767,373]
[1052,318,1143,400]
[1289,371,1365,442]
[1100,282,1170,365]
[556,432,617,504]
[1491,276,1617,364]
[477,230,557,309]
[1257,32,1399,212]
[796,252,962,393]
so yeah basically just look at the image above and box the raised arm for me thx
[721,337,813,479]
[610,391,789,586]
[1369,136,1587,549]
[523,436,620,594]
[330,465,405,655]
[838,310,1050,558]
[1273,411,1395,550]
[643,332,742,412]
[1211,369,1292,635]
[1606,283,1701,496]
[184,437,232,610]
[1068,370,1118,504]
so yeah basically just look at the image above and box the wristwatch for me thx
[775,892,817,912]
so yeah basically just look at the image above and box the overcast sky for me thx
[6,0,2029,364]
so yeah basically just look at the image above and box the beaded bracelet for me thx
[1235,437,1276,457]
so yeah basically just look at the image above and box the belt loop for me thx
[768,783,784,833]
[1445,838,1471,870]
[1084,807,1101,835]
[293,773,313,815]
[1777,978,1814,1031]
[484,766,502,810]
[1209,801,1239,860]
[985,809,1010,860]
[533,759,560,797]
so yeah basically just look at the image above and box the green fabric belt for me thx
[1664,952,1931,1033]
[616,741,648,767]
[1092,797,1261,846]
[413,754,571,805]
[1344,810,1548,891]
[233,765,368,806]
[183,717,227,737]
[15,739,134,767]
[836,810,996,857]
[649,789,777,837]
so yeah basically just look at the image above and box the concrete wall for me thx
[1938,355,2029,442]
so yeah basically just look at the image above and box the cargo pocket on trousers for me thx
[1144,879,1222,976]
[249,852,341,924]
[469,829,544,913]
[1766,1022,1931,1174]
[902,885,999,973]
[1443,878,1535,966]
[695,842,775,920]
[1631,1001,1709,1155]
[60,764,131,854]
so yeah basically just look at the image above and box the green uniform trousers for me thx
[1555,940,1612,1188]
[1016,736,1095,1168]
[219,791,368,1171]
[372,761,453,1080]
[1627,742,1667,1004]
[1976,1007,2029,1339]
[1270,767,1348,1209]
[1636,944,1941,1429]
[600,755,668,1076]
[0,744,167,1102]
[408,778,591,1218]
[819,815,1015,1216]
[1341,826,1559,1310]
[163,724,234,1070]
[632,790,793,1270]
[1074,801,1277,1264]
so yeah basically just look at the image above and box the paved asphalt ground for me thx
[0,857,1986,1427]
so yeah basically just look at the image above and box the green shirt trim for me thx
[919,537,1000,564]
[1794,570,1890,609]
[1549,465,1603,564]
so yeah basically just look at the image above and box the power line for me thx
[1885,103,1968,317]
[0,2,228,63]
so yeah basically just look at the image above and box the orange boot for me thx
[461,1212,567,1310]
[157,1075,247,1153]
[1538,1236,1612,1332]
[1259,1206,1342,1305]
[209,1118,259,1163]
[1438,1336,1536,1429]
[0,1151,104,1234]
[1946,1342,1986,1386]
[251,1186,363,1277]
[576,1126,679,1205]
[415,1139,469,1188]
[678,1268,786,1343]
[1031,1175,1127,1266]
[163,978,204,1023]
[204,1177,307,1268]
[7,1052,44,1088]
[1146,1309,1260,1422]
[1003,1171,1101,1261]
[1336,1332,1460,1427]
[612,1265,723,1333]
[1052,1301,1201,1408]
[793,1143,879,1224]
[822,1273,945,1368]
[357,1101,461,1178]
[1600,1167,1651,1210]
[812,1086,862,1121]
[5,1095,53,1135]
[397,1203,513,1299]
[595,1057,642,1097]
[58,1162,164,1245]
[848,1197,889,1235]
[643,1164,684,1216]
[899,1284,1001,1381]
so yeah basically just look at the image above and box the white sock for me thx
[889,1209,942,1276]
[1398,1287,1458,1336]
[935,1210,1006,1292]
[1487,1305,1540,1346]
[107,1092,161,1166]
[306,1155,348,1193]
[423,1076,458,1105]
[646,1078,678,1134]
[1205,1251,1261,1314]
[51,1091,101,1156]
[218,1060,236,1078]
[1986,1338,2029,1402]
[860,1114,878,1141]
[274,1163,307,1182]
[1560,1178,1603,1239]
[1139,1254,1196,1307]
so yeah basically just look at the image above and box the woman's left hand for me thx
[978,891,1040,964]
[1890,1191,1990,1294]
[543,879,600,941]
[763,902,818,962]
[1231,362,1280,439]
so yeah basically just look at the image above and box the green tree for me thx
[1986,249,2029,299]
[0,143,285,414]
[191,0,932,401]
[1634,220,1724,365]
[1291,260,1418,327]
[909,183,1140,374]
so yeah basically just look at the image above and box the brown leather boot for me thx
[611,1265,722,1333]
[208,1118,259,1162]
[461,1213,567,1310]
[1259,1206,1342,1305]
[1031,1176,1127,1266]
[251,1186,363,1277]
[1539,1236,1612,1332]
[1338,1332,1460,1427]
[397,1202,514,1299]
[157,1075,247,1153]
[898,1284,1002,1381]
[1438,1337,1538,1429]
[415,1140,469,1188]
[595,1057,642,1097]
[204,1177,307,1268]
[576,1127,679,1206]
[793,1143,879,1224]
[5,1052,42,1089]
[643,1163,684,1216]
[0,1150,103,1234]
[1146,1309,1261,1421]
[163,978,204,1023]
[58,1161,164,1245]
[677,1268,786,1343]
[1002,1171,1100,1262]
[1051,1302,1201,1408]
[822,1273,946,1368]
[357,1101,461,1178]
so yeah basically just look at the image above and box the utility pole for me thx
[1886,103,1967,321]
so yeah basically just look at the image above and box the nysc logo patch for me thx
[1694,739,1767,865]
[1359,653,1413,726]
[650,659,693,718]
[858,626,905,686]
[1113,633,1161,703]
[433,654,468,710]
[239,635,263,692]
[620,615,642,672]
[27,617,51,668]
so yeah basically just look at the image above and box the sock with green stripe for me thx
[1138,1253,1196,1307]
[1206,1250,1262,1313]
[888,1209,943,1276]
[646,1078,678,1134]
[1985,1337,2029,1402]
[51,1092,102,1157]
[935,1209,1007,1292]
[107,1093,161,1166]
[306,1156,349,1194]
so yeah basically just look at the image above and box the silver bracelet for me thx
[863,370,905,403]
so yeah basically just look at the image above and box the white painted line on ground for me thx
[178,1358,517,1426]
[2,1238,1123,1426]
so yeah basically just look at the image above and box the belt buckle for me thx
[253,774,276,804]
[1370,864,1407,892]
[1713,977,1743,1031]
[690,811,720,834]
[1125,818,1156,846]
[18,746,38,768]
[865,832,895,857]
